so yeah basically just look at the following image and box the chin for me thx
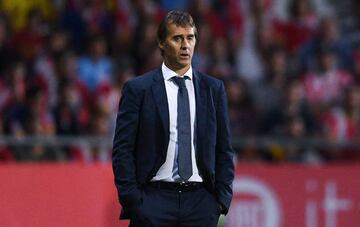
[179,59,191,66]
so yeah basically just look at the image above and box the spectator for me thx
[2,61,28,137]
[283,79,319,136]
[207,37,234,79]
[78,35,112,91]
[53,81,81,135]
[299,16,354,72]
[0,116,14,162]
[322,85,360,161]
[34,29,70,108]
[57,0,87,52]
[225,77,257,137]
[80,0,112,37]
[190,0,226,38]
[9,8,48,62]
[0,0,359,163]
[352,50,360,85]
[282,115,323,163]
[56,51,91,131]
[69,111,111,163]
[191,22,211,72]
[12,113,63,162]
[235,0,275,84]
[301,45,353,108]
[131,19,159,74]
[0,0,54,31]
[253,46,288,134]
[0,15,13,76]
[94,57,135,137]
[273,0,318,54]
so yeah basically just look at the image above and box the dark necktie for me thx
[172,76,192,181]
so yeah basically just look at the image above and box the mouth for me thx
[180,53,190,59]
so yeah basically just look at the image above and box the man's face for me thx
[159,23,196,72]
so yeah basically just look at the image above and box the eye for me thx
[187,35,195,42]
[174,36,182,42]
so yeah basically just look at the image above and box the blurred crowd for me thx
[0,0,360,163]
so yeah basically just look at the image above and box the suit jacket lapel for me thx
[193,71,207,157]
[151,68,170,135]
[151,69,207,159]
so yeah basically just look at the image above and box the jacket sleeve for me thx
[112,80,142,217]
[215,81,235,214]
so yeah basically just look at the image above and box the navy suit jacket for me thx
[112,67,234,219]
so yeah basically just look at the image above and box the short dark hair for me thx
[157,10,197,44]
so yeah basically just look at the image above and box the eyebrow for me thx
[172,34,195,38]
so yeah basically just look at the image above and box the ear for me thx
[158,40,165,51]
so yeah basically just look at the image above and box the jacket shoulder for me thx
[195,71,224,89]
[125,68,160,89]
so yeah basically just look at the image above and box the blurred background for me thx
[0,0,360,226]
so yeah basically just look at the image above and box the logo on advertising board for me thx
[305,180,353,227]
[226,176,282,227]
[226,171,356,227]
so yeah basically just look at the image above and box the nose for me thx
[181,39,190,49]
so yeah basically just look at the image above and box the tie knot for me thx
[172,76,188,88]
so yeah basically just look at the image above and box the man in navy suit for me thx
[112,10,234,227]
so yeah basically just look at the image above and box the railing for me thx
[0,135,111,147]
[0,135,359,150]
[231,136,360,150]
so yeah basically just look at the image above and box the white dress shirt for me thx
[152,63,202,182]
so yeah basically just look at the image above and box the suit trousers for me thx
[129,183,221,227]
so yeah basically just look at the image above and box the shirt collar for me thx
[162,62,193,81]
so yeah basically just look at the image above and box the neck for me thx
[164,61,190,76]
